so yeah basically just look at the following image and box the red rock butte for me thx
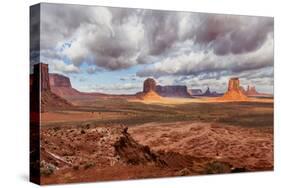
[143,78,156,93]
[228,77,240,91]
[245,85,260,96]
[219,77,248,101]
[30,63,72,112]
[137,78,162,100]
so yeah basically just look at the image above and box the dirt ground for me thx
[129,121,273,171]
[39,97,274,184]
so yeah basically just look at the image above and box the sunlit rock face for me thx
[228,77,240,91]
[220,77,248,101]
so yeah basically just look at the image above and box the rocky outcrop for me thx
[219,77,248,101]
[114,127,166,166]
[30,63,72,112]
[137,78,162,100]
[155,85,190,98]
[138,78,194,99]
[143,78,156,93]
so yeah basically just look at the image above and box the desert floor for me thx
[39,97,273,184]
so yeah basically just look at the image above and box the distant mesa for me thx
[31,63,267,106]
[202,87,222,97]
[219,77,248,101]
[49,73,111,98]
[49,73,81,97]
[136,78,162,100]
[137,78,193,100]
[188,87,221,97]
[155,85,191,98]
[188,89,203,96]
[245,85,260,96]
[232,83,265,97]
[203,87,211,96]
[50,73,72,87]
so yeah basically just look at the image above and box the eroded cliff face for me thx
[49,74,72,88]
[49,73,81,97]
[30,63,72,112]
[155,85,190,98]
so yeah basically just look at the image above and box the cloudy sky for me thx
[31,3,274,94]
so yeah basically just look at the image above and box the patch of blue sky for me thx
[70,62,144,92]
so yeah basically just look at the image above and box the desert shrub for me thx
[231,167,247,173]
[176,168,191,176]
[85,124,90,129]
[204,161,232,174]
[40,160,56,176]
[81,129,86,134]
[83,162,95,170]
[53,127,60,132]
[73,165,79,170]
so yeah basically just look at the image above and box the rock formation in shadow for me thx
[30,63,72,112]
[155,85,191,98]
[136,78,162,100]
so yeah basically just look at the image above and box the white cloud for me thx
[34,4,274,94]
[42,58,80,74]
[137,34,273,79]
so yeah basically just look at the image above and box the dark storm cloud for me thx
[137,35,273,79]
[40,4,145,69]
[142,10,180,56]
[191,15,274,55]
[30,4,41,72]
[30,5,40,53]
[136,55,273,80]
[40,3,95,49]
[39,3,273,81]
